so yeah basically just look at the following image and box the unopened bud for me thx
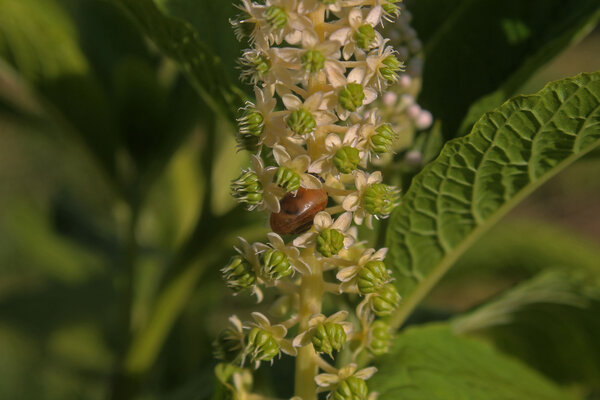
[368,320,392,356]
[275,166,301,192]
[311,322,347,356]
[247,327,279,363]
[382,1,400,18]
[371,124,396,154]
[332,376,369,400]
[333,146,361,174]
[380,55,403,83]
[287,108,316,135]
[339,83,365,112]
[357,260,390,294]
[371,284,400,317]
[260,249,292,281]
[231,171,263,209]
[363,183,399,217]
[214,327,244,363]
[222,256,256,293]
[316,228,345,257]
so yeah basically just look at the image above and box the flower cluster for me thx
[217,1,405,399]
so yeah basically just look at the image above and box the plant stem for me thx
[294,248,324,400]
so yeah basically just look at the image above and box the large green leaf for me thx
[452,268,600,389]
[386,72,600,329]
[406,0,600,139]
[113,0,245,121]
[370,324,572,400]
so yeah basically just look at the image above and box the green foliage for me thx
[113,0,245,121]
[0,0,599,398]
[408,0,600,139]
[386,72,600,328]
[371,324,573,400]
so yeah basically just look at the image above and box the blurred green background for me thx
[0,0,599,399]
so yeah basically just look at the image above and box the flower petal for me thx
[282,93,302,110]
[315,373,340,387]
[355,366,378,380]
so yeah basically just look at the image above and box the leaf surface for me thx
[386,72,600,328]
[371,324,573,400]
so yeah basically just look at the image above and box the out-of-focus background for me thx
[0,0,599,399]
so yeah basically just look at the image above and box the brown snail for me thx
[270,187,328,235]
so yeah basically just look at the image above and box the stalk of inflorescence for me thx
[215,1,404,399]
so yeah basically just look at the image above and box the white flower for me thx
[292,311,352,347]
[293,212,355,251]
[233,236,265,302]
[342,170,382,227]
[244,312,297,367]
[315,363,377,390]
[329,7,383,60]
[336,247,388,293]
[309,125,364,176]
[250,154,286,213]
[273,144,322,190]
[364,44,402,92]
[256,232,311,275]
[327,67,378,121]
[282,91,337,137]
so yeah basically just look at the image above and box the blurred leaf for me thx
[407,0,600,139]
[154,0,244,87]
[452,270,596,334]
[371,324,572,400]
[113,0,245,122]
[452,267,600,389]
[385,72,600,329]
[211,118,250,216]
[449,220,600,281]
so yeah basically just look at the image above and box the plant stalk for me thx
[294,248,323,400]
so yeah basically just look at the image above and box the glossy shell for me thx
[270,188,328,235]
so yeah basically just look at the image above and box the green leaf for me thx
[386,72,600,329]
[113,0,245,121]
[407,0,600,139]
[371,324,573,400]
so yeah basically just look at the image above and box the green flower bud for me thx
[333,146,360,174]
[354,24,376,49]
[368,320,392,356]
[371,284,400,317]
[275,166,301,192]
[237,107,264,151]
[241,52,271,82]
[371,124,396,154]
[213,327,244,363]
[316,228,345,257]
[302,49,326,73]
[380,55,402,83]
[247,327,280,363]
[357,260,390,294]
[287,108,316,135]
[222,256,256,293]
[265,6,287,29]
[231,171,263,208]
[339,83,365,111]
[260,249,292,281]
[332,376,368,400]
[311,322,346,356]
[382,1,400,18]
[363,183,399,217]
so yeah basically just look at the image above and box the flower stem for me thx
[294,248,324,400]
